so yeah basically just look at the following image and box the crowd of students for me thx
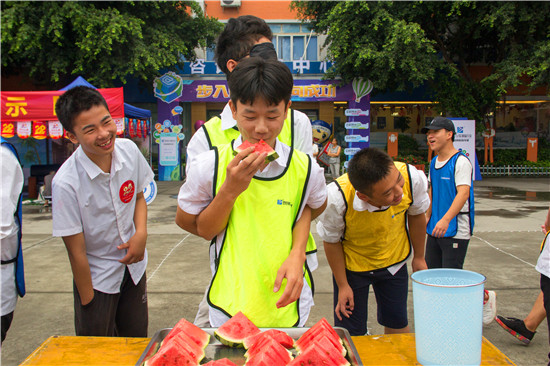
[2,16,549,365]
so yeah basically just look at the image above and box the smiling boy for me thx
[176,58,327,327]
[316,148,429,336]
[52,86,154,336]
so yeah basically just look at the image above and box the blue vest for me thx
[427,152,475,237]
[1,137,25,297]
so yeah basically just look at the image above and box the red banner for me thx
[1,121,16,138]
[1,88,124,122]
[32,121,47,140]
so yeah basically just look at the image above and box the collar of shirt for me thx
[353,192,390,212]
[234,135,289,173]
[220,103,237,131]
[76,141,123,179]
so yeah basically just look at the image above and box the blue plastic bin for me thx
[411,269,486,366]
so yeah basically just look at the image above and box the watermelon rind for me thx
[214,311,261,348]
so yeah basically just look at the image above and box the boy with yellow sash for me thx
[317,148,429,336]
[176,58,327,327]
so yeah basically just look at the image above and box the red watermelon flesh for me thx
[163,331,205,363]
[163,317,210,349]
[234,139,279,162]
[245,343,292,366]
[295,326,344,356]
[303,334,348,361]
[145,340,197,366]
[214,311,261,348]
[244,335,292,363]
[203,359,238,366]
[296,318,341,344]
[243,329,295,350]
[288,344,349,366]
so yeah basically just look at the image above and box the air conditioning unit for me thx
[221,0,241,7]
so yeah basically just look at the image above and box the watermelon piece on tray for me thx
[164,332,205,364]
[203,359,238,366]
[233,139,279,163]
[163,317,210,349]
[243,329,295,350]
[214,311,261,348]
[288,343,350,366]
[244,335,292,363]
[145,339,197,366]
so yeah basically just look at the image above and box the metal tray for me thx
[136,327,363,365]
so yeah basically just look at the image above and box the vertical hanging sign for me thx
[343,78,372,170]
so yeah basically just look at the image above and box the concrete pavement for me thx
[2,177,550,365]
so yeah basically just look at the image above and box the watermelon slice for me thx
[144,339,197,366]
[163,331,205,364]
[214,311,261,348]
[288,343,350,366]
[163,317,210,349]
[244,335,292,363]
[295,318,345,356]
[203,359,238,366]
[233,139,279,162]
[243,329,294,350]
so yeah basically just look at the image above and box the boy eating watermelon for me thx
[176,57,327,327]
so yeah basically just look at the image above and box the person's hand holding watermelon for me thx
[221,146,269,199]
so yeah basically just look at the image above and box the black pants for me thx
[1,312,14,344]
[425,235,470,269]
[541,274,550,366]
[73,268,148,337]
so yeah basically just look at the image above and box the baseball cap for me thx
[421,117,455,134]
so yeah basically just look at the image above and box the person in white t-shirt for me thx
[1,139,25,344]
[423,117,496,325]
[52,86,154,337]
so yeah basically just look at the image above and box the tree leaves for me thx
[1,1,223,87]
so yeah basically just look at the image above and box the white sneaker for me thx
[483,290,497,325]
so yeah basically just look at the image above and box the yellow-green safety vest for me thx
[207,141,312,327]
[335,162,413,272]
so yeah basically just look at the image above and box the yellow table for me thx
[21,334,516,365]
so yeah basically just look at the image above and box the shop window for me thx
[282,24,301,33]
[206,47,215,62]
[377,117,387,129]
[274,35,318,61]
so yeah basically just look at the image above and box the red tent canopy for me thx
[1,87,124,122]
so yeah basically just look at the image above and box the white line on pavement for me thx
[148,234,191,282]
[24,236,56,251]
[473,235,536,268]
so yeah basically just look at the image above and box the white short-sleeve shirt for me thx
[52,138,154,294]
[1,144,24,315]
[316,165,430,275]
[185,104,313,174]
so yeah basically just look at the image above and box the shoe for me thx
[483,290,497,325]
[495,316,535,345]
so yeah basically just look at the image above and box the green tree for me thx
[1,1,223,87]
[291,1,550,125]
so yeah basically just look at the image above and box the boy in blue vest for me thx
[1,138,25,344]
[422,117,496,325]
[176,57,327,327]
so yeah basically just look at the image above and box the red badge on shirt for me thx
[119,180,135,203]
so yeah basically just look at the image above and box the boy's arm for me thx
[407,212,428,272]
[324,240,354,321]
[311,198,327,220]
[62,233,94,305]
[175,206,199,236]
[195,147,268,240]
[274,206,310,308]
[118,192,147,264]
[431,185,469,237]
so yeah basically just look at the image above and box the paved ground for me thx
[2,176,550,365]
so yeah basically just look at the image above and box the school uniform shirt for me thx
[428,154,473,240]
[185,104,313,174]
[52,138,154,294]
[316,165,430,275]
[178,136,327,325]
[536,231,550,279]
[1,144,24,316]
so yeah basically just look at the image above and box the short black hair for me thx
[215,15,273,75]
[228,57,293,108]
[55,86,109,134]
[348,148,395,195]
